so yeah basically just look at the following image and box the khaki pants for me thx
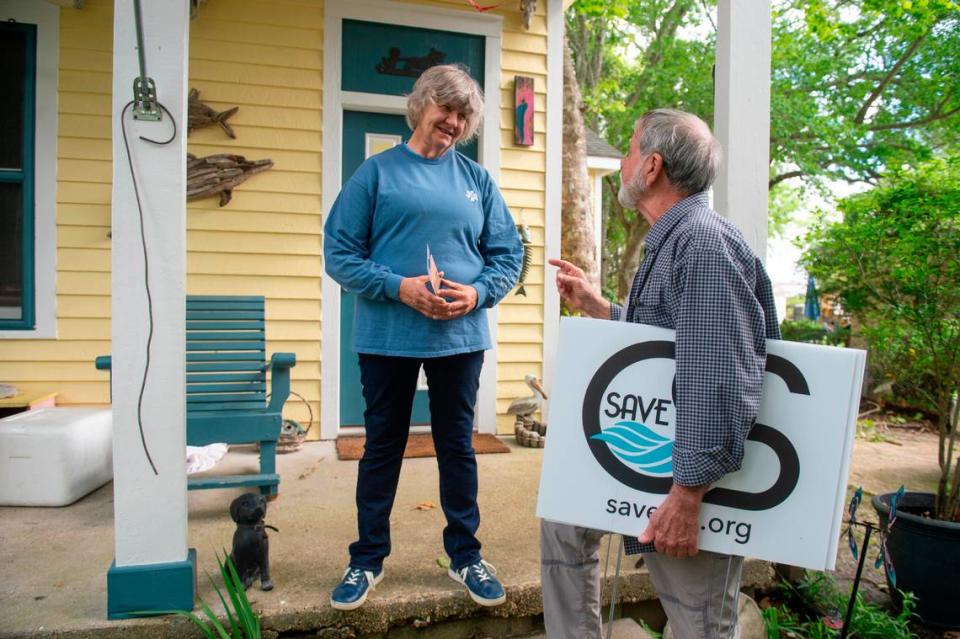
[540,520,743,639]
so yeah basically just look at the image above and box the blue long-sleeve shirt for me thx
[324,143,522,357]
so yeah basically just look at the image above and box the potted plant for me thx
[802,157,960,628]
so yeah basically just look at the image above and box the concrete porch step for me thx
[0,441,775,639]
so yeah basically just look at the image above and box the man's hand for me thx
[548,258,611,319]
[638,484,709,558]
[399,275,450,320]
[437,278,479,319]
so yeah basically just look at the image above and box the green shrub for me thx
[801,157,960,520]
[175,552,261,639]
[765,572,917,638]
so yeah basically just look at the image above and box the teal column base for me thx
[107,548,197,620]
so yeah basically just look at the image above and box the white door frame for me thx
[321,0,503,440]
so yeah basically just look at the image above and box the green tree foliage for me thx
[568,0,714,298]
[567,0,960,299]
[801,158,960,521]
[779,318,849,346]
[771,0,960,189]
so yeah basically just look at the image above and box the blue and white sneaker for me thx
[448,559,506,606]
[330,566,383,611]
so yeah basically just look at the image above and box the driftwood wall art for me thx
[187,154,273,207]
[188,88,239,139]
[185,87,269,206]
[190,0,207,19]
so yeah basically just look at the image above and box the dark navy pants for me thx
[349,350,485,572]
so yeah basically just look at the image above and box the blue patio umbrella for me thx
[804,275,820,321]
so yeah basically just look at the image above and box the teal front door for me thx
[338,112,429,427]
[337,21,484,429]
[340,20,485,427]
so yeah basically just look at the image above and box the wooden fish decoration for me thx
[516,224,532,296]
[520,0,536,30]
[187,153,273,207]
[187,88,239,139]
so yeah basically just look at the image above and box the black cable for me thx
[139,103,177,145]
[119,100,178,476]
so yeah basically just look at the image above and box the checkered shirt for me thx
[610,192,781,487]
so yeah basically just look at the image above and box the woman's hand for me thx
[399,275,451,320]
[437,278,478,319]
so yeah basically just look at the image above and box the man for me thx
[542,109,780,638]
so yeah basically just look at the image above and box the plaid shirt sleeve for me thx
[671,246,769,487]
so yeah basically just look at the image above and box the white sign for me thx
[537,318,866,570]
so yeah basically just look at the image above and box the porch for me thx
[0,439,777,638]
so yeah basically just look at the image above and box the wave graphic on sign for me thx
[590,421,673,475]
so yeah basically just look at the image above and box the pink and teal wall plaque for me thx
[514,75,534,146]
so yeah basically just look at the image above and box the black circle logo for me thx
[582,341,804,511]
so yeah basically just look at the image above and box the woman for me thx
[323,64,522,610]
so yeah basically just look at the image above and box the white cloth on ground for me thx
[185,443,228,474]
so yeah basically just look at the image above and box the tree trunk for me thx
[561,37,599,295]
[618,218,647,301]
[603,174,649,302]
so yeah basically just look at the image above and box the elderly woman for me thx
[323,65,522,610]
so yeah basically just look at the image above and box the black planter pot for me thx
[872,491,960,629]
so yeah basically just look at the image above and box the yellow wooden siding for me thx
[1,0,548,438]
[187,0,323,433]
[0,0,324,436]
[496,4,548,433]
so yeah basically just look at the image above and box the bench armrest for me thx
[269,352,296,370]
[266,352,297,411]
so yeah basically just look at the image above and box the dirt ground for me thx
[810,411,954,638]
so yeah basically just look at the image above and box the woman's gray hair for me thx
[636,109,722,195]
[406,64,484,144]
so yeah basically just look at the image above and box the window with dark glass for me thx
[0,21,36,330]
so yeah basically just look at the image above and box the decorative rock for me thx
[662,593,764,639]
[527,617,653,639]
[515,417,547,448]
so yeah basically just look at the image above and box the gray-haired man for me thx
[543,109,780,638]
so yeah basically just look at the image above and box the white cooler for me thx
[0,407,113,506]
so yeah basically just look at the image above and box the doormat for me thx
[336,433,510,461]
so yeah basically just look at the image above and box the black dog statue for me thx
[229,493,278,591]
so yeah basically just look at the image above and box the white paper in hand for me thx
[427,244,441,295]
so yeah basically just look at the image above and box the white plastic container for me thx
[0,407,113,506]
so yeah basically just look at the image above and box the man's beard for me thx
[618,172,646,210]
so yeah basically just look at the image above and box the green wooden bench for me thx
[96,295,296,497]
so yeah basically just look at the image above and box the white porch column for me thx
[542,0,564,421]
[108,0,193,617]
[713,0,771,262]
